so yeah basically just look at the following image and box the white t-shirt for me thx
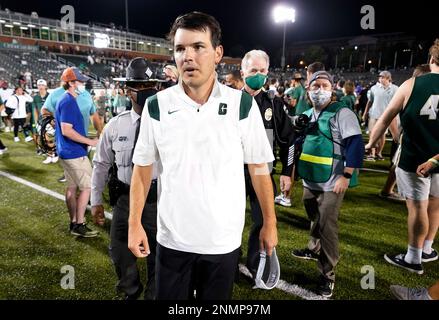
[133,80,274,254]
[368,83,398,119]
[6,94,33,119]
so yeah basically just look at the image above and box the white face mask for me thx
[309,88,332,108]
[76,83,86,94]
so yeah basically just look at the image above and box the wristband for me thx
[428,158,439,167]
[343,172,352,179]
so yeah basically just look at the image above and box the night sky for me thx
[0,0,436,59]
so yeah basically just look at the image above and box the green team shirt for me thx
[293,84,312,115]
[399,73,439,173]
[340,94,356,111]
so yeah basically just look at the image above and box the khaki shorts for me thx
[60,157,92,190]
[396,167,439,201]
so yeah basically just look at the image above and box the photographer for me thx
[291,71,364,297]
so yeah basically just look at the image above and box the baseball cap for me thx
[308,71,334,86]
[37,79,47,86]
[254,248,280,290]
[113,57,165,83]
[379,70,392,79]
[61,67,89,82]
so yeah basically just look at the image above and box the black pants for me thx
[13,118,30,138]
[109,184,157,299]
[244,165,276,277]
[0,139,5,149]
[156,244,240,300]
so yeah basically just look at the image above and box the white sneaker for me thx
[14,137,20,142]
[5,127,10,133]
[51,156,59,163]
[25,136,33,142]
[0,147,7,154]
[275,194,292,207]
[42,157,53,164]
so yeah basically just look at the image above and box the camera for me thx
[290,114,310,133]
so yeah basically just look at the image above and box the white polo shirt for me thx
[133,79,274,254]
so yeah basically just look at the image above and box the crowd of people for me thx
[0,12,438,301]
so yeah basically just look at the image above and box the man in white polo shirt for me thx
[128,12,277,300]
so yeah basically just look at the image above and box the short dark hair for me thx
[167,11,222,48]
[308,62,325,74]
[228,69,242,81]
[62,82,71,90]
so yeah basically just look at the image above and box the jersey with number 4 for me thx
[399,73,439,173]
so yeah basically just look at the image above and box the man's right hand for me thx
[88,138,99,147]
[91,205,105,226]
[128,224,150,258]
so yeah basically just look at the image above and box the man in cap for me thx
[54,67,99,238]
[363,70,398,161]
[291,71,364,297]
[91,57,160,300]
[285,72,305,116]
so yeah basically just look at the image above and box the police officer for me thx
[240,50,296,279]
[91,57,160,300]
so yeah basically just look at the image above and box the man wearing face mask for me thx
[91,58,160,300]
[291,71,364,298]
[42,69,102,226]
[54,67,100,238]
[241,50,296,280]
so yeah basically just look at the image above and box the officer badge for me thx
[265,108,273,121]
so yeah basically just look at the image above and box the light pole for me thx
[273,5,295,69]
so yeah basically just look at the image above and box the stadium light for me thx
[0,20,6,23]
[27,24,36,28]
[272,5,296,69]
[4,24,13,28]
[12,22,21,25]
[41,26,49,30]
[94,33,110,48]
[20,26,28,30]
[138,41,144,44]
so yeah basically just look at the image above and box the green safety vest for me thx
[297,102,358,187]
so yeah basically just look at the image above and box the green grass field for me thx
[0,130,438,300]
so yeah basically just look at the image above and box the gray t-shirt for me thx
[368,83,398,119]
[303,107,362,192]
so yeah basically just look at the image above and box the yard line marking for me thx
[238,264,327,300]
[361,168,389,174]
[0,170,113,220]
[0,169,327,300]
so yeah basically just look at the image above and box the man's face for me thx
[241,56,268,79]
[174,28,223,89]
[379,75,390,86]
[37,84,46,92]
[225,74,236,88]
[16,88,23,95]
[309,79,332,92]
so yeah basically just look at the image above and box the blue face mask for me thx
[75,83,86,95]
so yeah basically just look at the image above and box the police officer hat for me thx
[113,57,165,83]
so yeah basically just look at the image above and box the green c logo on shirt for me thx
[219,103,227,115]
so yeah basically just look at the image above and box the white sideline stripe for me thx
[238,264,327,300]
[0,170,113,220]
[1,169,326,300]
[361,168,389,174]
